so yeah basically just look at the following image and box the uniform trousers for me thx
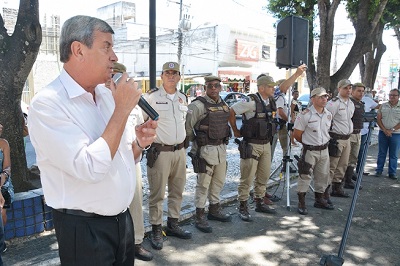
[238,142,271,201]
[329,138,351,183]
[297,148,330,193]
[271,125,288,159]
[129,163,145,245]
[52,209,134,266]
[348,133,361,168]
[195,160,227,208]
[147,148,186,225]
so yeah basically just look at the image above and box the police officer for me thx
[143,62,191,250]
[185,75,232,233]
[293,87,334,215]
[326,79,355,198]
[343,82,365,189]
[229,76,282,221]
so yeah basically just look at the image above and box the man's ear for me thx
[70,41,85,61]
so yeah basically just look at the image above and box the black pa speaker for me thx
[276,15,309,69]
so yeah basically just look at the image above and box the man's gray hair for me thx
[59,15,114,63]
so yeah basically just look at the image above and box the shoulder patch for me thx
[332,96,339,102]
[178,90,188,102]
[301,109,310,115]
[146,87,159,94]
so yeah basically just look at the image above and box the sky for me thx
[2,0,399,85]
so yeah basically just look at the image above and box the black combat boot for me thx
[165,217,192,239]
[330,182,350,198]
[297,192,308,215]
[208,203,232,222]
[195,208,212,233]
[314,192,335,210]
[238,200,252,222]
[324,185,333,207]
[254,198,276,214]
[150,224,163,250]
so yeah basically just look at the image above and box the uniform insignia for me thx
[187,109,193,114]
[301,109,310,115]
[146,87,159,94]
[331,96,339,102]
[179,98,183,104]
[156,101,168,104]
[327,114,331,120]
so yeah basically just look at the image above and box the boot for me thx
[150,224,163,250]
[330,182,350,198]
[324,185,333,207]
[314,192,334,210]
[265,192,280,202]
[254,198,276,214]
[297,192,308,215]
[135,243,154,261]
[165,217,192,239]
[207,203,232,222]
[195,208,212,233]
[343,166,356,189]
[351,173,363,189]
[238,200,252,222]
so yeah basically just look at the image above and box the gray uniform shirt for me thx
[326,96,355,135]
[294,105,332,146]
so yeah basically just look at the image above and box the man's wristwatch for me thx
[391,128,395,132]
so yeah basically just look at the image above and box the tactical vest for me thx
[350,97,365,131]
[240,93,277,143]
[193,97,231,146]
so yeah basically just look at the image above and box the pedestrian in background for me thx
[28,15,157,265]
[185,75,232,233]
[293,87,334,215]
[375,88,400,180]
[143,62,191,250]
[290,90,301,146]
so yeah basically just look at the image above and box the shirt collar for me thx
[59,69,108,99]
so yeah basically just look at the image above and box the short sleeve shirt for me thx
[326,96,355,135]
[378,101,400,134]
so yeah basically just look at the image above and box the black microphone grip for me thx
[113,73,159,121]
[138,96,159,121]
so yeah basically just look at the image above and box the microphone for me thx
[113,73,159,121]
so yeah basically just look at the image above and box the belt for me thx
[207,139,225,145]
[153,142,185,152]
[329,132,351,140]
[352,129,361,134]
[55,208,126,218]
[303,142,328,151]
[245,138,270,145]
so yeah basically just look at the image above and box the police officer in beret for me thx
[142,62,191,250]
[293,87,334,215]
[185,75,232,233]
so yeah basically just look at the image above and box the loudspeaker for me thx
[276,15,309,69]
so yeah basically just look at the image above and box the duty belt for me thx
[55,208,127,218]
[153,142,185,152]
[245,138,270,145]
[303,142,328,151]
[207,139,225,145]
[352,129,361,134]
[329,132,351,140]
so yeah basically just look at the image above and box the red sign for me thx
[236,40,259,62]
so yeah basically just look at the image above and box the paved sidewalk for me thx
[3,130,385,265]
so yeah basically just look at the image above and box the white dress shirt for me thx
[28,69,136,216]
[361,96,378,135]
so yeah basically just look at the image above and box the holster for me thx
[238,139,253,159]
[297,151,312,175]
[328,138,340,157]
[146,146,160,168]
[188,152,207,173]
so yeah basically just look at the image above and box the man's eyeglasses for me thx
[389,94,399,97]
[163,71,179,77]
[206,83,221,89]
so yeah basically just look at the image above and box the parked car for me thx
[297,93,310,110]
[220,91,248,107]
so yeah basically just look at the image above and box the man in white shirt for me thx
[28,15,157,265]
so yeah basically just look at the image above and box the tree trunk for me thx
[0,0,42,192]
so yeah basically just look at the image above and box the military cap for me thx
[257,75,277,87]
[204,75,221,83]
[162,62,180,72]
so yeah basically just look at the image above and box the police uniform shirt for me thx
[378,100,400,134]
[360,96,378,135]
[185,95,227,165]
[275,94,288,120]
[143,85,188,145]
[231,94,269,120]
[326,95,355,135]
[294,105,332,146]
